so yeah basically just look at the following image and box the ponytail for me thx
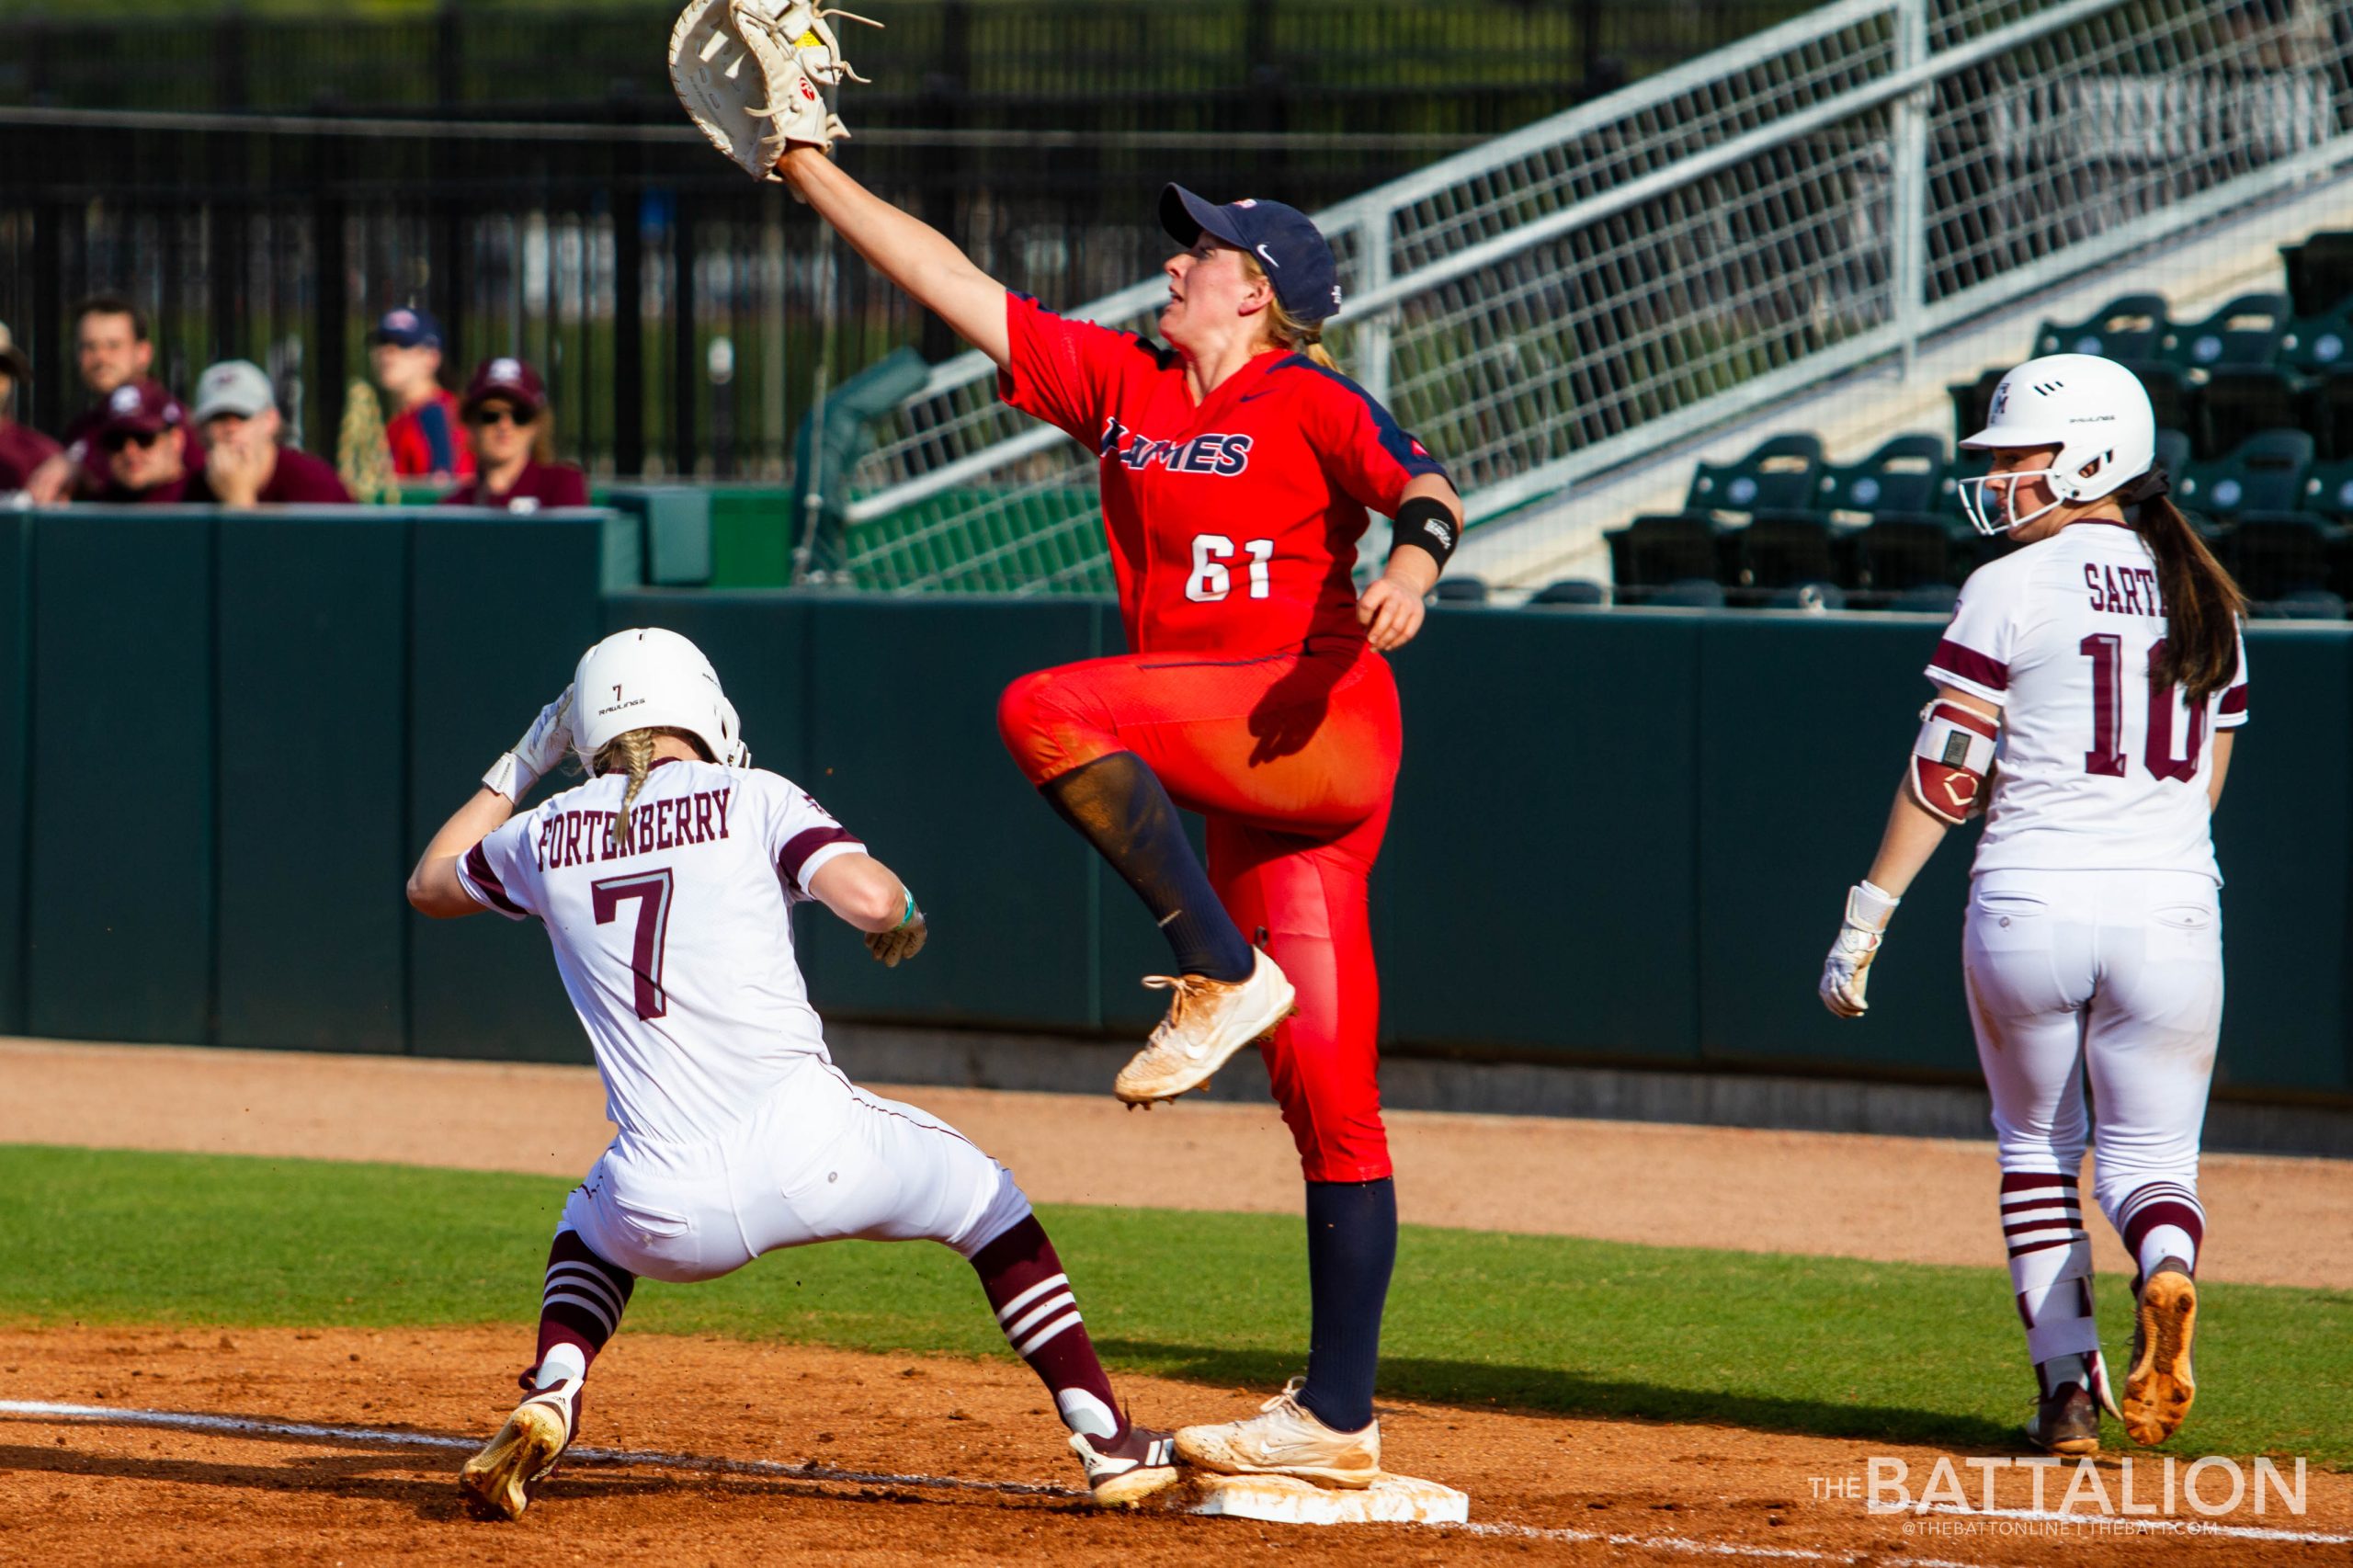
[593,727,661,855]
[2124,472,2243,703]
[1239,252,1340,372]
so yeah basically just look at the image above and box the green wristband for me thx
[897,889,918,929]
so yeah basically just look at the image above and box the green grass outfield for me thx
[6,1145,2347,1467]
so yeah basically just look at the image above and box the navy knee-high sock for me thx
[1040,752,1254,982]
[1298,1177,1396,1434]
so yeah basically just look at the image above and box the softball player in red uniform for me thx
[781,150,1463,1485]
[1817,354,2245,1456]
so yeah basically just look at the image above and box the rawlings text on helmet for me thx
[1955,353,2155,536]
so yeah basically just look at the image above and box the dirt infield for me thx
[3,1038,2350,1288]
[3,1327,2348,1566]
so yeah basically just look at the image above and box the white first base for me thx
[1189,1471,1470,1525]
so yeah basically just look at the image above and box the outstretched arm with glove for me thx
[1819,684,2000,1017]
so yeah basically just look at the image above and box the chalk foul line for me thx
[7,1400,2348,1557]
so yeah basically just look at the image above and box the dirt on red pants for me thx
[996,638,1400,1183]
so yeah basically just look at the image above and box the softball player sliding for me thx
[774,150,1463,1485]
[407,628,1178,1518]
[1818,355,2246,1456]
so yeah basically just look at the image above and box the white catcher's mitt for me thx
[669,0,879,181]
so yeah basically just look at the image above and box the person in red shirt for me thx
[0,320,62,493]
[440,358,590,512]
[27,293,159,503]
[182,359,355,508]
[369,308,474,481]
[781,150,1462,1486]
[85,381,193,504]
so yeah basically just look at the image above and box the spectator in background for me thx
[183,359,354,508]
[370,307,473,481]
[440,357,588,512]
[87,381,191,504]
[27,293,162,502]
[0,321,62,494]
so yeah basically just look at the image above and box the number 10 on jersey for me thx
[2081,634,2206,781]
[1186,534,1274,602]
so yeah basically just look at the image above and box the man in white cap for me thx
[0,321,61,494]
[184,359,353,508]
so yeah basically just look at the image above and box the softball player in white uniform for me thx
[1818,355,2247,1456]
[407,628,1177,1517]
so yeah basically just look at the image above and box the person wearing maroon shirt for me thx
[370,307,473,481]
[181,359,355,508]
[0,320,62,493]
[27,293,159,503]
[439,358,589,512]
[85,381,193,504]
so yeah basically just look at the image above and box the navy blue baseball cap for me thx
[1159,185,1343,324]
[368,306,443,350]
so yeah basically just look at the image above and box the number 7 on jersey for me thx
[592,869,674,1019]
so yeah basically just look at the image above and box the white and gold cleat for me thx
[459,1378,581,1521]
[1116,949,1294,1105]
[1174,1377,1380,1489]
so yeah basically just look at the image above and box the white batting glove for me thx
[864,891,928,968]
[483,684,576,803]
[1820,881,1900,1018]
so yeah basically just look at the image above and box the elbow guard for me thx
[1391,495,1459,571]
[1909,700,1998,825]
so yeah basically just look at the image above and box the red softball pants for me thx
[996,638,1401,1183]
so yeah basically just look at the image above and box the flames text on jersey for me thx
[1097,417,1253,476]
[535,786,735,870]
[2085,562,2166,617]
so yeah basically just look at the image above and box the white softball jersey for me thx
[455,758,868,1143]
[456,757,1029,1281]
[1928,519,2248,883]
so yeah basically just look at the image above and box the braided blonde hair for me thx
[594,728,662,856]
[1239,252,1339,372]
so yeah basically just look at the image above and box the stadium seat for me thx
[1684,433,1825,516]
[2125,360,2196,444]
[1608,434,1823,594]
[1648,578,1727,608]
[1891,582,1961,614]
[2227,512,2346,604]
[1809,433,1957,591]
[1604,511,1727,591]
[2279,230,2353,318]
[2249,589,2347,620]
[2163,292,2290,373]
[2299,458,2353,521]
[2154,427,2192,484]
[2199,307,2353,455]
[2177,428,2314,521]
[1529,578,1608,606]
[1433,576,1490,603]
[1732,512,1857,591]
[2032,292,2170,359]
[2311,370,2353,460]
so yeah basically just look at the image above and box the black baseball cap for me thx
[1158,185,1343,325]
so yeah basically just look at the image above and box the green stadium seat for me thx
[1733,513,1858,592]
[2249,589,2347,620]
[2299,458,2353,521]
[1433,576,1490,603]
[2311,371,2353,460]
[2033,293,2170,359]
[1683,433,1825,516]
[1529,579,1608,607]
[1605,511,1728,590]
[1608,434,1824,594]
[2280,231,2353,318]
[1814,433,1949,519]
[2177,428,2314,521]
[1646,578,1726,608]
[2163,292,2290,373]
[2154,428,2193,485]
[2197,303,2340,456]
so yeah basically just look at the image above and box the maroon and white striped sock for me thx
[529,1228,636,1390]
[970,1216,1123,1440]
[2115,1180,2204,1284]
[2001,1170,2097,1392]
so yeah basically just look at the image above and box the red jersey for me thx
[998,294,1447,655]
[0,420,61,490]
[439,458,590,512]
[386,388,473,479]
[186,446,354,506]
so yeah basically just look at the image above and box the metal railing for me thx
[844,0,2353,594]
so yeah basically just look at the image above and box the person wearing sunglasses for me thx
[439,358,589,513]
[86,381,192,504]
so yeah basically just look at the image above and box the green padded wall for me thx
[26,511,216,1042]
[0,512,28,1033]
[1381,607,1706,1061]
[214,513,410,1053]
[709,489,798,587]
[1693,614,1980,1075]
[404,515,621,1063]
[2206,624,2353,1095]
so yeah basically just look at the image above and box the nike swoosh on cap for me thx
[1255,244,1280,269]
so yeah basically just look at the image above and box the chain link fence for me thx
[844,0,2353,595]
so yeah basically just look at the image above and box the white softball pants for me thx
[560,1058,1033,1285]
[1962,869,2222,1228]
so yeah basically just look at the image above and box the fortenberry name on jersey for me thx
[535,786,735,869]
[2086,561,2167,617]
[1097,417,1252,475]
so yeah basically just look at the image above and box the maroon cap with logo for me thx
[96,379,187,438]
[461,356,549,418]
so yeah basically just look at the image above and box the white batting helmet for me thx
[1957,353,2156,535]
[571,627,748,772]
